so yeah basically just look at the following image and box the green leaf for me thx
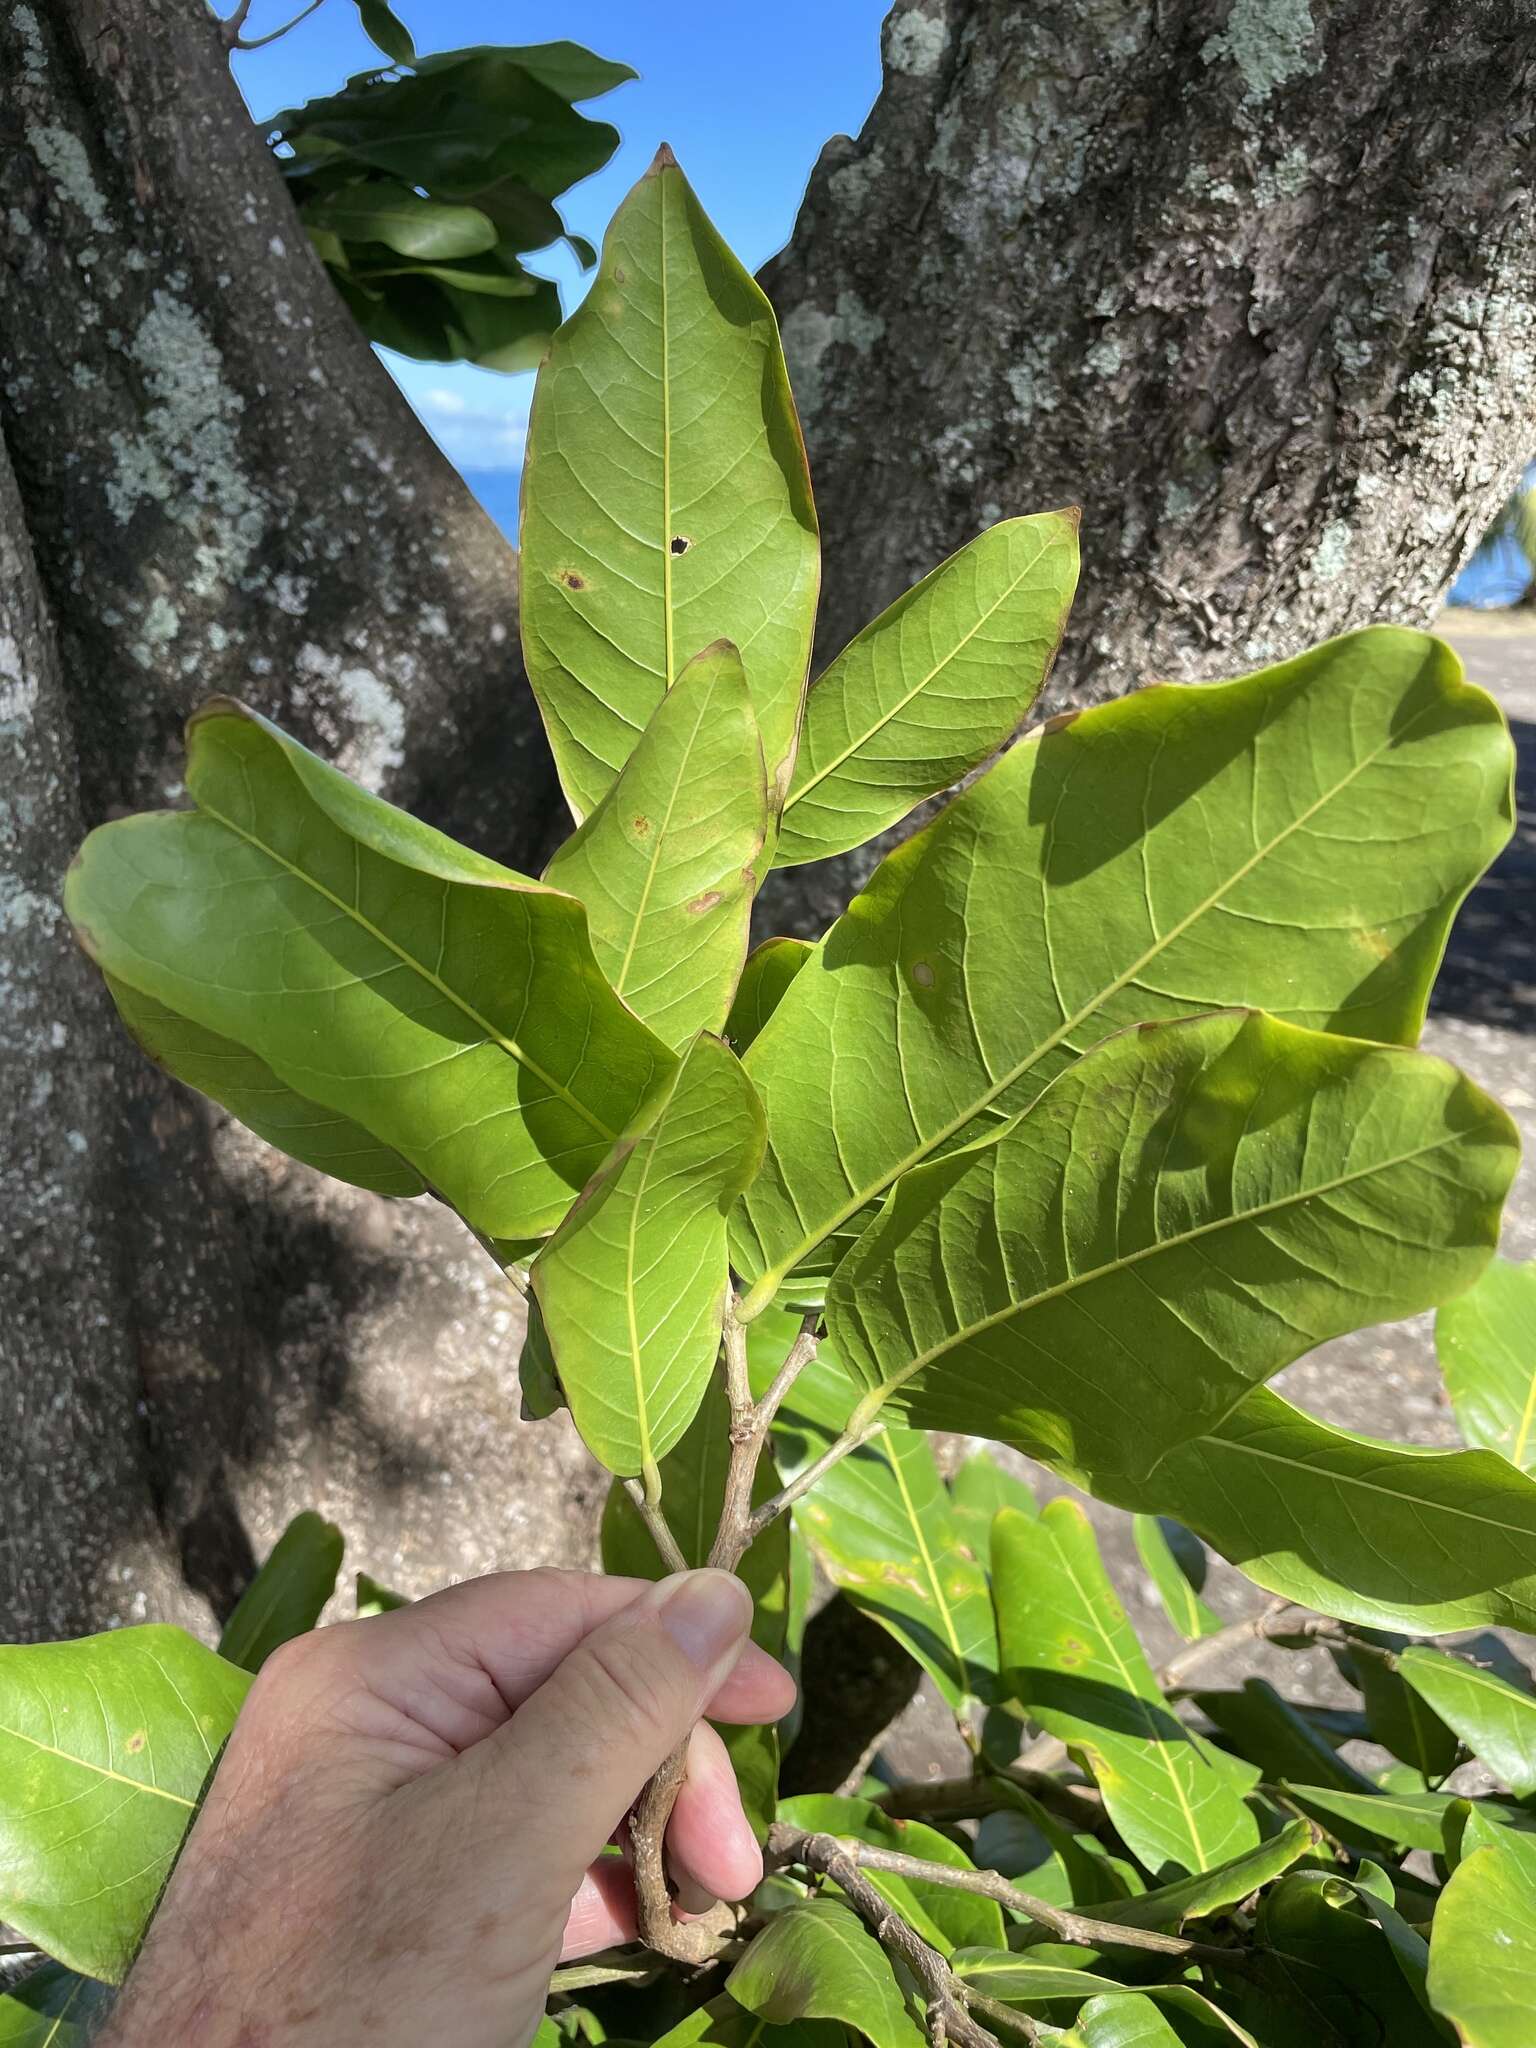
[762,1333,997,1708]
[0,1627,251,1981]
[66,699,674,1243]
[1333,1632,1460,1784]
[302,180,495,259]
[216,1512,344,1673]
[412,40,638,104]
[725,937,813,1055]
[1082,1819,1315,1929]
[734,628,1512,1309]
[778,1794,1004,1953]
[543,641,769,1050]
[1252,1870,1449,2046]
[600,1372,791,1837]
[105,976,426,1199]
[825,1010,1513,1485]
[992,1501,1259,1877]
[1428,1844,1536,2047]
[1100,1385,1536,1634]
[727,1899,925,2048]
[1437,1256,1536,1473]
[0,1967,112,2047]
[1397,1645,1536,1795]
[951,1449,1038,1552]
[355,0,415,64]
[1191,1681,1380,1797]
[776,511,1080,866]
[1460,1805,1536,1885]
[533,1033,764,1479]
[1132,1519,1221,1642]
[1073,1990,1260,2047]
[1278,1782,1529,1854]
[521,147,819,819]
[355,1571,409,1617]
[650,1996,844,2048]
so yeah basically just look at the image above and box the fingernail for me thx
[656,1570,752,1670]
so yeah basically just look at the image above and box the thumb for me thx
[460,1568,754,1895]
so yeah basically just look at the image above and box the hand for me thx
[101,1567,794,2048]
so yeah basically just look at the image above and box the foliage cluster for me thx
[5,148,1536,2045]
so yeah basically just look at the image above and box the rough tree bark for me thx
[5,0,1535,1648]
[756,0,1536,924]
[0,0,572,1641]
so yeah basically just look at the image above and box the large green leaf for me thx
[601,1373,791,1837]
[992,1502,1258,1878]
[533,1033,763,1479]
[0,1628,250,1982]
[951,1962,1259,2044]
[734,628,1511,1308]
[1100,1386,1536,1634]
[727,1899,925,2048]
[754,1320,997,1708]
[1082,1819,1314,1930]
[1278,1783,1529,1853]
[650,1997,844,2048]
[217,1512,344,1674]
[777,1794,1004,1953]
[66,700,673,1242]
[521,147,818,819]
[1398,1645,1536,1795]
[825,1010,1513,1484]
[1132,1519,1220,1642]
[776,512,1080,866]
[1428,1844,1536,2047]
[1436,1257,1536,1473]
[544,641,768,1050]
[0,1967,111,2047]
[301,180,497,259]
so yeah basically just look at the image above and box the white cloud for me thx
[411,390,529,472]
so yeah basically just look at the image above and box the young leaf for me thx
[778,1794,1005,1952]
[600,1373,791,1837]
[1100,1386,1536,1635]
[533,1034,764,1479]
[1081,1819,1315,1930]
[1428,1843,1536,2047]
[724,937,813,1054]
[521,147,818,818]
[543,640,769,1050]
[0,1628,250,1981]
[217,1511,344,1673]
[0,1966,111,2048]
[355,0,415,65]
[733,628,1511,1308]
[776,511,1080,866]
[1397,1644,1536,1795]
[824,1010,1513,1485]
[1436,1256,1536,1473]
[992,1501,1259,1877]
[765,1338,998,1708]
[66,700,674,1242]
[727,1899,926,2048]
[1132,1518,1221,1642]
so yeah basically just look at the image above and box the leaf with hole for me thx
[544,640,769,1050]
[0,1627,250,1981]
[992,1501,1259,1878]
[65,700,674,1243]
[533,1033,763,1479]
[776,510,1080,866]
[217,1512,344,1673]
[824,1010,1513,1484]
[521,148,818,819]
[734,629,1511,1307]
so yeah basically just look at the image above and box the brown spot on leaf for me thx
[911,960,936,989]
[558,569,586,590]
[613,264,627,285]
[632,814,651,836]
[687,890,722,915]
[125,1728,147,1754]
[670,535,692,555]
[1041,708,1083,735]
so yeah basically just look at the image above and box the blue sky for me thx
[232,0,887,480]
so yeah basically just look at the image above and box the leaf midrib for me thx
[746,696,1438,1303]
[785,541,1051,811]
[0,1723,194,1807]
[866,1129,1462,1411]
[197,796,616,1143]
[612,672,716,999]
[883,1441,971,1702]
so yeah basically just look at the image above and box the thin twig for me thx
[878,1769,1108,1839]
[548,1955,663,1992]
[0,1943,41,1959]
[622,1479,688,1575]
[710,1306,820,1569]
[768,1826,1238,1965]
[219,0,255,44]
[743,1394,883,1546]
[229,0,327,51]
[775,1828,1003,2048]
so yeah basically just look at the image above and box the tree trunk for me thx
[762,0,1536,709]
[0,0,573,1640]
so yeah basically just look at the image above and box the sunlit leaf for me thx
[1437,1256,1536,1474]
[727,1899,925,2048]
[1081,1819,1315,1930]
[302,181,494,259]
[0,1629,250,1982]
[522,148,818,819]
[1397,1644,1536,1795]
[1132,1518,1220,1642]
[735,629,1511,1308]
[778,1793,1004,1952]
[1428,1843,1536,2047]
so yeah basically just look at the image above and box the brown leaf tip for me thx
[649,142,680,175]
